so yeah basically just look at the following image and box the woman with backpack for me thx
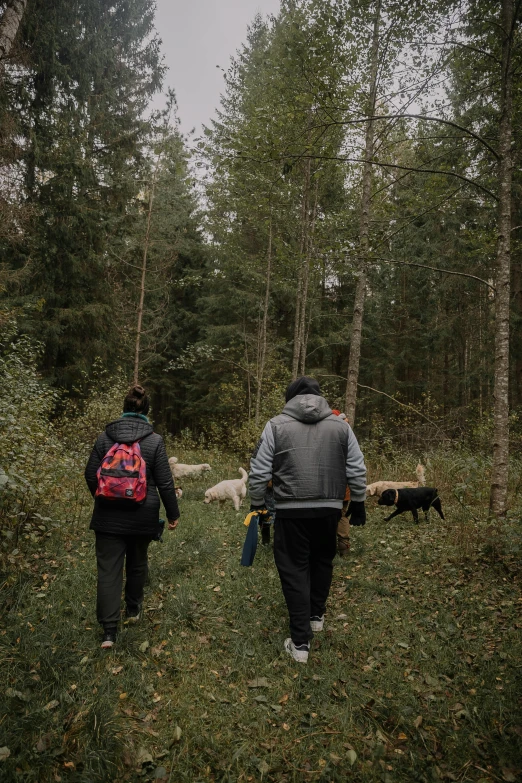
[85,385,180,648]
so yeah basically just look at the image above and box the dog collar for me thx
[394,490,399,505]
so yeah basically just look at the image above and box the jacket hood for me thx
[282,394,332,423]
[285,376,321,402]
[105,416,154,444]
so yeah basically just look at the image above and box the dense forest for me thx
[1,0,521,514]
[1,3,522,782]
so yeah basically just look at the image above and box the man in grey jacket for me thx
[249,376,367,663]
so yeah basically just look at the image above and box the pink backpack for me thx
[95,441,147,504]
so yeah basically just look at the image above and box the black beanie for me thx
[285,376,322,402]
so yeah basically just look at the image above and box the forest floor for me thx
[1,453,522,783]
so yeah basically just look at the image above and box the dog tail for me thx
[416,463,426,485]
[239,467,248,482]
[169,457,178,464]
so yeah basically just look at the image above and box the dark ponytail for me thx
[123,384,150,416]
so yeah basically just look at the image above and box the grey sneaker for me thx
[101,629,117,649]
[284,638,309,663]
[310,615,324,632]
[125,605,142,624]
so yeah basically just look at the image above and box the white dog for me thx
[366,464,426,498]
[204,468,248,512]
[169,457,211,480]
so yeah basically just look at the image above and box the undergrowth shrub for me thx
[0,313,65,548]
[0,310,130,574]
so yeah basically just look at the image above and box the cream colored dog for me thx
[366,464,425,498]
[204,468,248,512]
[169,457,211,480]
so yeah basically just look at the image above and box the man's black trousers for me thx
[273,514,340,645]
[95,532,152,629]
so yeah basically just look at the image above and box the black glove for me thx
[347,500,366,526]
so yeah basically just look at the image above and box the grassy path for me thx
[1,473,521,782]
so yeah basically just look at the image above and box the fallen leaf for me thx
[397,642,409,649]
[119,693,127,700]
[270,704,282,713]
[6,688,28,700]
[329,752,341,765]
[279,693,289,704]
[248,677,269,688]
[397,732,407,741]
[63,762,75,770]
[414,715,423,728]
[44,700,60,711]
[111,666,123,675]
[171,725,182,743]
[154,767,168,780]
[136,747,153,765]
[254,695,268,703]
[501,770,517,783]
[139,641,150,653]
[80,656,89,665]
[424,674,439,687]
[0,747,10,762]
[36,735,52,753]
[152,693,162,703]
[347,749,357,766]
[257,760,270,775]
[450,702,464,712]
[282,723,290,731]
[213,586,221,592]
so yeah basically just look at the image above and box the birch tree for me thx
[0,0,27,65]
[344,0,381,422]
[489,0,516,516]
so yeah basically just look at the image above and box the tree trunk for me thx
[133,181,155,385]
[511,258,522,407]
[243,325,252,420]
[298,179,318,375]
[489,0,514,517]
[292,158,311,379]
[344,0,381,423]
[0,0,27,64]
[255,222,272,425]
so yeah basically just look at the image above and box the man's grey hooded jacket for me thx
[249,394,367,511]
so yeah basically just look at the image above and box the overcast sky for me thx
[154,0,281,138]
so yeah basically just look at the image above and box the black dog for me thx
[378,487,444,524]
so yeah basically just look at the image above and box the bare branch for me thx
[249,152,499,201]
[319,375,446,433]
[366,255,495,290]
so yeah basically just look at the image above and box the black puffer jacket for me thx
[85,415,179,537]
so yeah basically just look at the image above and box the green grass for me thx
[1,454,522,783]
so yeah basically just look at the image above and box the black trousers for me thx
[273,514,339,645]
[95,532,152,629]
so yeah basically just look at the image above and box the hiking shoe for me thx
[101,629,117,649]
[124,605,142,624]
[310,615,325,632]
[284,638,309,663]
